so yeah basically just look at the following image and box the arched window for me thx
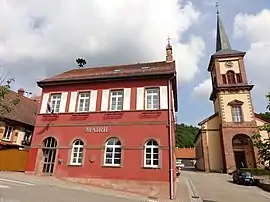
[104,138,121,166]
[227,71,236,84]
[70,139,84,165]
[144,139,159,168]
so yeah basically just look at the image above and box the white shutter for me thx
[16,131,25,145]
[160,86,168,109]
[69,92,78,112]
[40,93,49,114]
[59,92,68,113]
[101,89,109,111]
[89,90,98,112]
[136,87,144,110]
[123,88,131,110]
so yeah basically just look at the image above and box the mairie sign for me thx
[85,126,110,133]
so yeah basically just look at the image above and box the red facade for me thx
[25,59,178,198]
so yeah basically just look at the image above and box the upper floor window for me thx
[227,71,236,84]
[222,75,227,84]
[50,94,61,113]
[236,74,242,83]
[144,139,159,168]
[104,138,121,166]
[145,88,159,110]
[70,139,84,165]
[232,105,243,123]
[78,92,91,112]
[3,126,13,141]
[110,90,123,111]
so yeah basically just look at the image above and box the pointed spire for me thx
[166,36,173,62]
[215,2,231,52]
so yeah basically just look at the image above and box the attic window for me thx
[141,66,150,69]
[114,69,123,73]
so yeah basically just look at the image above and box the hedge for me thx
[240,168,270,176]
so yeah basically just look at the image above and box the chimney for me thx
[166,37,173,62]
[18,88,25,96]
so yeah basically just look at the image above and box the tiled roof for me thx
[2,91,38,126]
[175,148,195,159]
[38,61,176,85]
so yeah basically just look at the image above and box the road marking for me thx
[260,191,270,199]
[0,184,10,189]
[0,178,34,186]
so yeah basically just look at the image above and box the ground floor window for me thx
[144,139,159,168]
[104,138,122,166]
[70,139,84,165]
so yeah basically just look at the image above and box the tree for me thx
[76,58,87,68]
[0,76,20,116]
[175,123,199,148]
[251,92,270,169]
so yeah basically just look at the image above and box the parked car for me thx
[232,170,254,185]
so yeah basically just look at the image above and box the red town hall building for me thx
[26,44,178,199]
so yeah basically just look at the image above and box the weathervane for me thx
[216,1,220,15]
[167,36,171,46]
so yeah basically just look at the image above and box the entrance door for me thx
[234,151,246,169]
[42,137,57,175]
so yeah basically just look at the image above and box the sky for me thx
[0,0,269,126]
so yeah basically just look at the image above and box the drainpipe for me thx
[167,76,174,200]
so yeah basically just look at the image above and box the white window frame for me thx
[232,105,243,123]
[110,90,124,111]
[77,91,91,112]
[104,138,122,166]
[70,140,84,165]
[144,139,159,168]
[50,94,62,113]
[3,126,13,141]
[145,88,159,110]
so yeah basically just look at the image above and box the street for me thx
[181,171,270,202]
[0,172,148,202]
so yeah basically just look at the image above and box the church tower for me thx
[207,8,258,172]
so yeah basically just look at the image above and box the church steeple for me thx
[215,3,231,52]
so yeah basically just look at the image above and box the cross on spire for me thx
[167,36,171,46]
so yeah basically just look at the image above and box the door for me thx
[234,151,246,169]
[42,137,57,175]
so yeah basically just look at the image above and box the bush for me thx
[240,168,270,176]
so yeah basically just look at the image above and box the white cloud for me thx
[0,0,205,93]
[233,9,270,98]
[193,78,212,99]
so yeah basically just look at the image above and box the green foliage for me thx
[175,123,199,148]
[240,168,270,176]
[0,77,20,116]
[259,112,270,121]
[251,92,270,169]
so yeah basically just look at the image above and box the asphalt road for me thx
[182,171,270,202]
[0,173,148,202]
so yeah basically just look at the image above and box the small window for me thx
[144,139,159,168]
[110,90,124,111]
[236,74,242,83]
[70,140,84,165]
[3,126,13,141]
[222,75,227,84]
[77,92,91,112]
[232,105,243,122]
[227,71,236,84]
[145,88,159,110]
[50,94,62,113]
[104,138,122,166]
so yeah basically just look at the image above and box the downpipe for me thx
[167,76,174,200]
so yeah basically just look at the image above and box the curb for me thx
[184,177,203,202]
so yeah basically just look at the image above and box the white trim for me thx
[101,89,109,111]
[40,93,49,114]
[123,88,131,110]
[50,93,62,113]
[136,87,144,110]
[59,92,68,113]
[89,90,98,112]
[109,90,124,111]
[145,88,159,110]
[69,92,78,113]
[160,86,168,109]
